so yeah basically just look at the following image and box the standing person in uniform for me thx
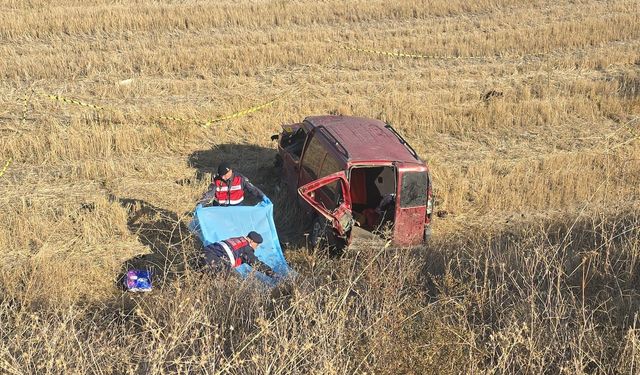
[198,163,271,206]
[203,231,276,277]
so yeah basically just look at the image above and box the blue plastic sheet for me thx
[189,200,294,284]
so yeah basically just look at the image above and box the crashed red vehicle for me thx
[273,115,433,250]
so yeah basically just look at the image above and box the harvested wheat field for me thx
[1,0,640,373]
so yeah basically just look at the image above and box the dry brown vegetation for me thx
[1,0,640,373]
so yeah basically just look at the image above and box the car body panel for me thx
[303,115,420,163]
[393,167,429,246]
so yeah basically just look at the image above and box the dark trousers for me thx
[209,198,249,207]
[208,255,232,274]
[202,245,232,274]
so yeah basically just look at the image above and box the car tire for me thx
[274,154,283,169]
[309,216,329,249]
[309,216,346,255]
[424,225,432,243]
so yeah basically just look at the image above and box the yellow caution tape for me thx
[0,158,11,178]
[202,98,278,128]
[159,97,278,126]
[158,116,194,123]
[340,45,488,60]
[38,90,278,126]
[44,93,104,111]
[21,95,30,124]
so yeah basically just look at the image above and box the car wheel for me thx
[309,216,346,255]
[274,154,283,169]
[424,225,432,243]
[309,216,328,249]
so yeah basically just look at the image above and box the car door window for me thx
[319,155,341,178]
[301,135,326,180]
[317,180,342,211]
[316,156,343,210]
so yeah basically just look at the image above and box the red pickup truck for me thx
[273,115,433,250]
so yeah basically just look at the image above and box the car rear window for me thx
[400,172,427,208]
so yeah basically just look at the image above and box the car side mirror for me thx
[270,134,279,141]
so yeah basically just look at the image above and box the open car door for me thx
[393,169,428,246]
[298,171,353,236]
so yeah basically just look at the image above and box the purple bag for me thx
[124,269,152,292]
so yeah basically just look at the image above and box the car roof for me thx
[303,115,422,164]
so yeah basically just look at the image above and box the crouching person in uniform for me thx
[203,231,276,277]
[198,163,271,207]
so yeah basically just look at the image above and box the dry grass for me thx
[1,0,639,373]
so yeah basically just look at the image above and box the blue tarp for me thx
[189,200,294,285]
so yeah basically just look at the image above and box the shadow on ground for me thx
[421,208,640,322]
[188,143,279,190]
[187,143,310,249]
[111,196,202,290]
